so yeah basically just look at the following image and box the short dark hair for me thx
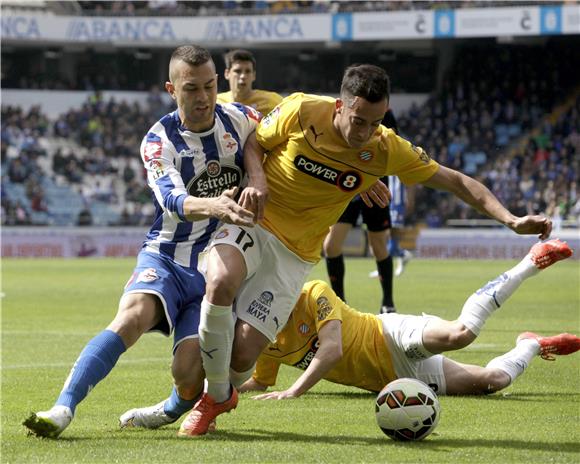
[169,45,213,81]
[340,64,390,104]
[223,49,256,71]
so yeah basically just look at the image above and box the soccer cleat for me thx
[517,332,580,361]
[528,239,573,270]
[119,399,178,429]
[23,405,73,438]
[394,249,413,277]
[380,305,396,314]
[177,388,238,437]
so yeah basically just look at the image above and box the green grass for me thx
[2,257,579,463]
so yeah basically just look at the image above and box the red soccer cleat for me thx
[177,388,238,437]
[517,332,580,361]
[528,239,573,270]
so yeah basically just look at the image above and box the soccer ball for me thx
[375,378,441,441]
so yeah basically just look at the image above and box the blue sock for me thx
[163,386,197,419]
[56,330,126,415]
[388,238,402,257]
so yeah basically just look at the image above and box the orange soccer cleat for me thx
[517,332,580,361]
[177,388,238,437]
[528,239,573,270]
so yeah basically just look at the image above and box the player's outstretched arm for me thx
[422,165,552,239]
[252,321,343,400]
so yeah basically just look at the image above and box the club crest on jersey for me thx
[316,296,332,321]
[221,133,238,155]
[247,291,274,323]
[294,154,362,192]
[298,322,310,335]
[215,228,229,240]
[137,268,159,283]
[359,150,373,161]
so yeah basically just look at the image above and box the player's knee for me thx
[447,323,476,350]
[205,269,239,302]
[483,369,511,393]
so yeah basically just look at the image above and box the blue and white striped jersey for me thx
[140,103,260,268]
[388,176,406,227]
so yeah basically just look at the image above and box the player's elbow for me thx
[325,342,343,364]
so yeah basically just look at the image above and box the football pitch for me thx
[2,256,579,463]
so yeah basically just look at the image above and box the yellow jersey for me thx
[217,89,283,117]
[256,93,439,262]
[253,280,396,393]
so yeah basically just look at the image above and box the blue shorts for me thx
[124,250,205,349]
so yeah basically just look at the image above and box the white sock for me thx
[486,338,540,384]
[199,297,234,403]
[229,365,256,388]
[458,255,539,336]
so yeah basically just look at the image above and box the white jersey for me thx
[140,103,260,268]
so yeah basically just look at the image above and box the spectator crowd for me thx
[1,42,578,229]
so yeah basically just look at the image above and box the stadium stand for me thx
[1,3,578,230]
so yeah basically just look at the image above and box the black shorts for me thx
[337,196,392,232]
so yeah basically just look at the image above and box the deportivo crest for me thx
[215,228,230,240]
[221,133,238,155]
[247,291,274,324]
[137,268,159,283]
[187,164,242,198]
[294,154,362,192]
[316,296,333,321]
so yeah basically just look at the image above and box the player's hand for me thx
[360,179,391,208]
[212,187,255,227]
[238,177,269,223]
[251,390,298,400]
[509,215,552,240]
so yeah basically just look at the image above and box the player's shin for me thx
[199,297,235,403]
[56,330,126,414]
[485,338,539,386]
[457,256,538,336]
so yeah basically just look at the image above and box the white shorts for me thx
[204,224,314,342]
[379,313,448,395]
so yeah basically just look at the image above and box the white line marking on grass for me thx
[2,357,171,370]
